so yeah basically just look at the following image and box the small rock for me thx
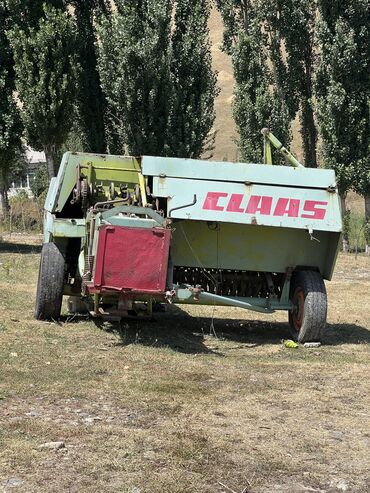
[330,479,350,491]
[25,411,38,417]
[328,431,344,441]
[39,441,65,450]
[10,352,18,358]
[84,416,103,424]
[3,478,23,488]
[304,342,321,348]
[143,450,156,460]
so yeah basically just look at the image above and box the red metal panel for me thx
[94,226,171,294]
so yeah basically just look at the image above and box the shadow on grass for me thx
[0,241,42,254]
[90,306,370,353]
[93,314,219,355]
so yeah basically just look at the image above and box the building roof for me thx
[26,147,46,165]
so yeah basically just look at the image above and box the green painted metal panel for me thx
[142,156,336,189]
[101,217,159,229]
[171,220,341,280]
[174,288,292,312]
[51,152,142,213]
[154,177,341,233]
[44,213,86,238]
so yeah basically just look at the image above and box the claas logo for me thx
[203,192,328,220]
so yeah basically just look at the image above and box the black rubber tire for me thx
[288,270,327,343]
[35,243,65,320]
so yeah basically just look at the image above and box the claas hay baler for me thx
[35,130,342,343]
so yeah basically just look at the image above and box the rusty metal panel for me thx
[94,226,171,293]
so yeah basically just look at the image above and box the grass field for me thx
[0,234,369,493]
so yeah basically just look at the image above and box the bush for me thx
[31,163,49,198]
[5,192,44,232]
[347,211,367,252]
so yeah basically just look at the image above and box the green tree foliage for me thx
[98,0,173,156]
[0,1,23,219]
[68,0,110,153]
[6,0,64,30]
[166,0,218,158]
[8,4,78,179]
[31,163,49,199]
[316,0,369,197]
[216,0,291,162]
[257,0,318,167]
[98,0,217,158]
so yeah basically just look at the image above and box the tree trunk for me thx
[340,195,349,252]
[0,166,9,222]
[300,99,318,168]
[44,146,56,179]
[365,196,370,255]
[0,184,9,222]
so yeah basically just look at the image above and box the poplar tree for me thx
[257,0,318,167]
[98,0,218,158]
[8,4,78,179]
[316,0,369,204]
[68,0,110,153]
[216,1,291,163]
[6,0,64,29]
[0,1,23,219]
[166,0,218,158]
[98,0,172,156]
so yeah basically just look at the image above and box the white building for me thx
[8,148,46,198]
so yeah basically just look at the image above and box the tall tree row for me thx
[315,0,369,248]
[216,0,291,163]
[98,0,173,156]
[167,0,218,158]
[69,0,110,153]
[217,0,318,167]
[8,2,78,178]
[98,0,218,159]
[257,0,318,167]
[0,1,23,219]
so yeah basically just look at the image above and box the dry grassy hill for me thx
[209,8,238,162]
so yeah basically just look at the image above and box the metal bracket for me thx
[168,194,197,218]
[280,268,293,305]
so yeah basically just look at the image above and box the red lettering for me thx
[203,192,228,211]
[226,194,245,213]
[274,198,300,217]
[245,195,273,215]
[301,200,328,220]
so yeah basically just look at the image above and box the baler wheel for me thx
[288,271,327,343]
[35,243,65,320]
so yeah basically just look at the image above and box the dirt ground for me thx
[0,234,369,493]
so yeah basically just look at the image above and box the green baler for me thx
[35,131,342,343]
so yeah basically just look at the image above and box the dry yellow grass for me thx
[0,235,369,493]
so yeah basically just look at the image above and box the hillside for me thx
[209,8,238,162]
